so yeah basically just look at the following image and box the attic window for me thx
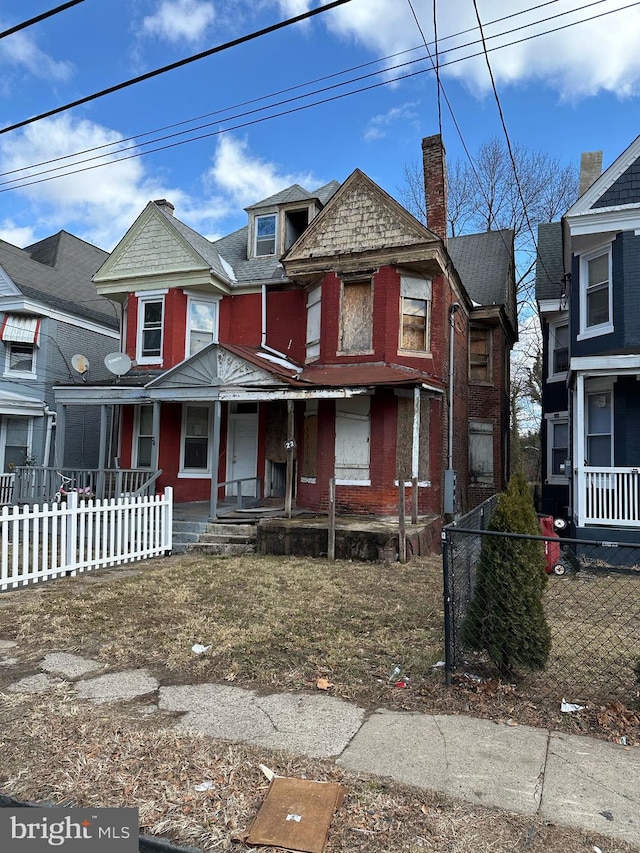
[284,208,309,250]
[256,213,277,256]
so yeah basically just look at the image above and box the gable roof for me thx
[0,231,117,328]
[565,134,640,232]
[246,180,340,211]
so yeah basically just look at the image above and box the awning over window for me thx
[0,314,41,344]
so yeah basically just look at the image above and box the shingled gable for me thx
[93,201,231,295]
[282,168,447,282]
[565,134,640,230]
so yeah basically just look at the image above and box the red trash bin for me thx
[539,514,565,575]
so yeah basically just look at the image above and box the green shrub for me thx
[461,472,551,675]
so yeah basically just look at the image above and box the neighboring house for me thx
[537,134,640,541]
[0,231,119,485]
[54,136,516,531]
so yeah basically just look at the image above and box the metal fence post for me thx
[441,526,454,686]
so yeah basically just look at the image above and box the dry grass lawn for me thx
[0,552,639,852]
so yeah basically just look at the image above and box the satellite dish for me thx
[104,352,132,376]
[71,353,90,375]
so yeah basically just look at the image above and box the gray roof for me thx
[535,222,564,301]
[0,231,118,328]
[212,181,341,285]
[448,229,515,325]
[155,204,231,281]
[246,180,340,211]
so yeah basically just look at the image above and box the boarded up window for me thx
[469,420,494,485]
[301,400,318,478]
[306,286,321,361]
[469,327,491,382]
[335,396,370,481]
[265,401,287,464]
[396,395,430,480]
[400,276,431,351]
[340,280,372,352]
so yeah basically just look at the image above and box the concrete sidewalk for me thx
[6,650,640,849]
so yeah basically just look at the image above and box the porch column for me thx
[209,400,221,520]
[54,404,66,467]
[285,400,294,518]
[412,386,420,479]
[575,374,585,526]
[97,404,108,498]
[151,402,161,470]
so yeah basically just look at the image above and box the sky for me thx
[0,0,639,255]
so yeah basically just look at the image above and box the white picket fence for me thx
[1,487,173,591]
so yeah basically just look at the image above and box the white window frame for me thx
[545,412,569,484]
[179,403,211,477]
[1,415,33,472]
[578,245,613,340]
[547,317,569,382]
[185,294,220,358]
[133,405,154,469]
[585,382,613,468]
[3,341,37,379]
[135,290,166,365]
[469,419,494,486]
[399,275,432,355]
[254,212,278,257]
[335,396,371,485]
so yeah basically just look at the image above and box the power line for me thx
[0,0,356,137]
[0,1,84,40]
[1,0,636,193]
[0,0,627,186]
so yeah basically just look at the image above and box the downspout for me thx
[444,303,460,515]
[261,284,291,360]
[43,405,56,468]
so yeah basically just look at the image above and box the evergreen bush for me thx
[461,472,551,675]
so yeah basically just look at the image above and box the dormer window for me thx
[284,208,309,250]
[256,213,277,256]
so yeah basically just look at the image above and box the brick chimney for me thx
[153,199,175,215]
[578,151,602,197]
[422,134,448,244]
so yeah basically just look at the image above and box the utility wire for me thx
[0,0,355,137]
[0,0,626,184]
[1,0,636,193]
[0,1,84,40]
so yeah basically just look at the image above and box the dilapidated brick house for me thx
[53,135,516,541]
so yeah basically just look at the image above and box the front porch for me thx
[577,467,640,529]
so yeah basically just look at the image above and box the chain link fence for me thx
[442,498,640,707]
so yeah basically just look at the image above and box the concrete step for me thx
[196,532,255,545]
[205,522,256,537]
[184,541,256,556]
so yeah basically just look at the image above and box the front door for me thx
[226,407,258,498]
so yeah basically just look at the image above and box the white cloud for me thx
[0,220,38,248]
[142,0,216,44]
[206,135,321,208]
[0,116,190,250]
[364,102,420,141]
[0,29,73,83]
[315,0,640,100]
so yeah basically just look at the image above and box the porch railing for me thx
[581,467,640,527]
[0,473,14,506]
[12,467,162,505]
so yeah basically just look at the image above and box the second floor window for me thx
[187,298,219,356]
[400,276,431,352]
[580,247,611,336]
[5,342,36,376]
[255,213,277,256]
[469,327,491,382]
[306,286,321,361]
[550,321,569,377]
[137,295,164,362]
[340,279,372,353]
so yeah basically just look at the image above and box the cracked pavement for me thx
[3,650,640,847]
